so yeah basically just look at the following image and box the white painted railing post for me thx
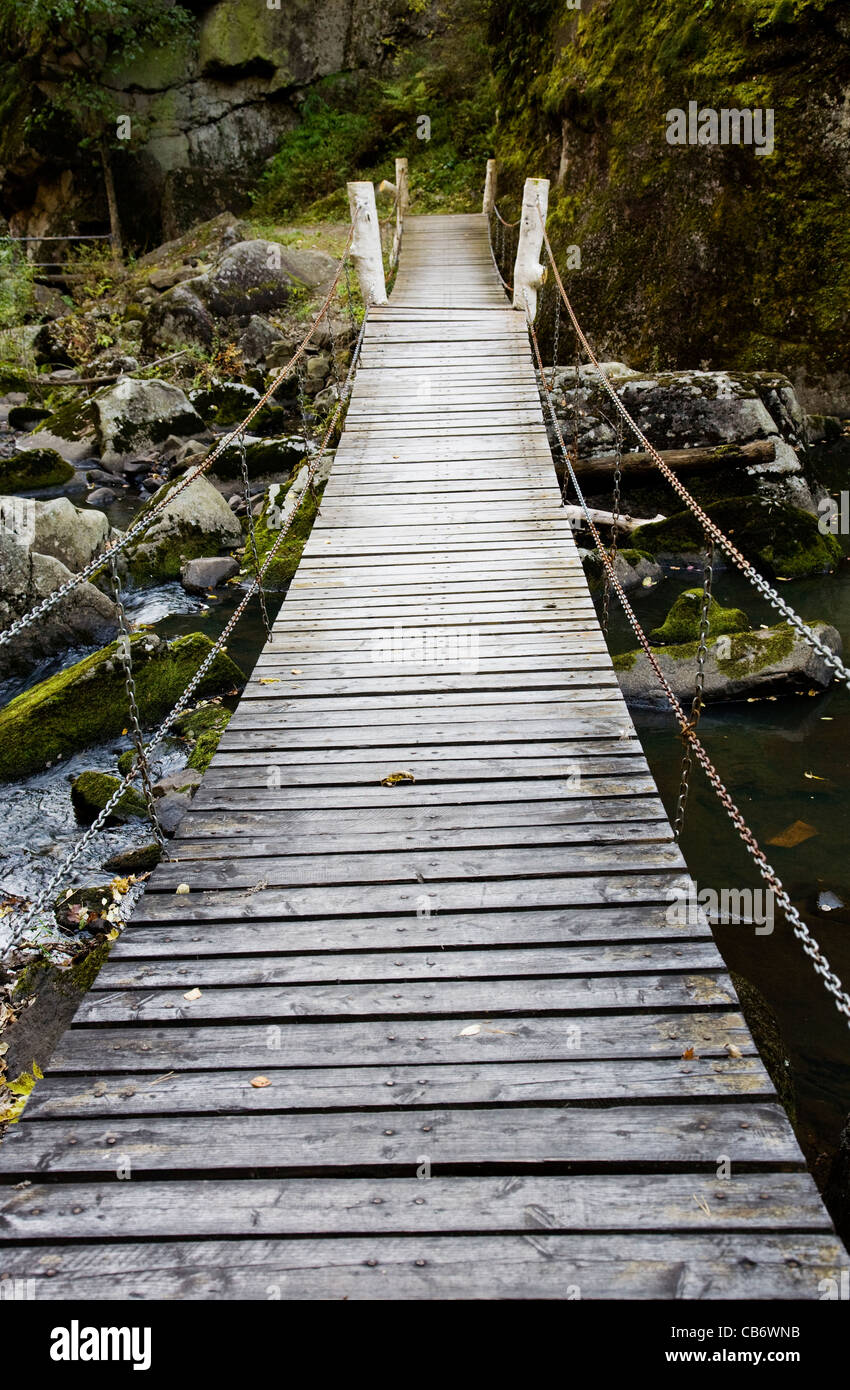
[482,159,497,215]
[346,180,387,307]
[390,157,408,270]
[512,176,550,320]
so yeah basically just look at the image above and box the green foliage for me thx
[255,3,496,220]
[0,244,34,327]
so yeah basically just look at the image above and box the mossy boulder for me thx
[242,474,323,590]
[211,433,309,480]
[93,377,204,466]
[632,497,842,580]
[103,843,162,873]
[71,771,149,826]
[581,546,663,593]
[171,701,232,773]
[649,589,750,645]
[0,632,244,780]
[0,449,74,492]
[125,474,242,581]
[615,620,842,706]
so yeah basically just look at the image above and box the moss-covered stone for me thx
[632,497,843,579]
[211,434,309,480]
[71,770,149,825]
[103,843,162,873]
[0,632,245,781]
[0,448,74,492]
[650,588,750,645]
[172,701,232,773]
[125,474,242,582]
[612,648,639,671]
[242,478,324,589]
[714,622,796,680]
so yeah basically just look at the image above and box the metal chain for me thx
[11,312,371,948]
[533,207,850,693]
[601,416,624,636]
[237,428,273,643]
[672,534,715,838]
[343,256,357,342]
[485,211,513,296]
[107,553,167,850]
[527,314,850,1028]
[550,287,561,392]
[0,216,363,651]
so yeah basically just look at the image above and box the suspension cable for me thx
[527,313,850,1029]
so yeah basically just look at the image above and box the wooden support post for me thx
[391,157,408,270]
[512,176,549,321]
[482,159,497,215]
[346,181,387,307]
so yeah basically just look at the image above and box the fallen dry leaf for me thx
[681,1046,698,1060]
[726,1044,743,1059]
[767,819,818,848]
[250,1076,271,1089]
[381,770,416,786]
[457,1024,481,1036]
[291,668,302,675]
[175,883,191,894]
[183,988,201,1002]
[259,677,278,685]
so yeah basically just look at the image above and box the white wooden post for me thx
[346,180,387,307]
[512,176,550,320]
[391,157,408,270]
[482,159,497,215]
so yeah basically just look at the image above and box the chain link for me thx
[107,553,167,850]
[601,416,624,637]
[527,314,850,1029]
[672,534,715,839]
[237,428,273,643]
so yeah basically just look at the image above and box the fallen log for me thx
[563,504,666,534]
[573,437,775,480]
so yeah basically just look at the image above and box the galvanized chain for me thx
[486,212,512,297]
[325,303,342,397]
[533,207,850,693]
[343,255,358,342]
[237,428,273,643]
[562,333,581,506]
[0,215,363,651]
[550,286,561,392]
[672,534,715,839]
[11,311,371,948]
[601,416,624,637]
[107,553,167,850]
[527,314,850,1029]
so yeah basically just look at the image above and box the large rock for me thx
[199,239,297,317]
[551,367,819,512]
[649,589,750,646]
[0,495,111,573]
[94,378,205,467]
[0,631,245,780]
[0,524,117,675]
[70,771,149,826]
[614,621,842,706]
[125,474,242,580]
[180,555,239,592]
[141,284,215,352]
[0,449,74,492]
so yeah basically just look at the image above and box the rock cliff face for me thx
[1,0,438,243]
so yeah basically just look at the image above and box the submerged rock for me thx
[614,620,842,705]
[0,448,74,492]
[125,474,242,581]
[70,770,149,826]
[0,631,244,780]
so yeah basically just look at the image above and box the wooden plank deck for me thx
[0,212,846,1300]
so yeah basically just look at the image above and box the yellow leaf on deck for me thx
[258,678,279,685]
[175,883,191,894]
[381,770,416,785]
[183,988,201,1001]
[767,820,818,848]
[250,1076,271,1088]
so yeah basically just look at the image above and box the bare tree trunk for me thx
[100,142,123,261]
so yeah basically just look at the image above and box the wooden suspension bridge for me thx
[0,204,847,1299]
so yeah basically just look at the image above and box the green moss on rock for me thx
[632,497,842,579]
[0,632,245,781]
[0,449,74,492]
[243,479,324,589]
[715,622,796,679]
[612,648,639,671]
[71,770,149,825]
[172,701,232,773]
[650,588,750,644]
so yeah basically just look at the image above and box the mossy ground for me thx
[244,480,325,590]
[0,633,244,781]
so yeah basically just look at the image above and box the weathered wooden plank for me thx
[40,1010,761,1073]
[1,1173,829,1242]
